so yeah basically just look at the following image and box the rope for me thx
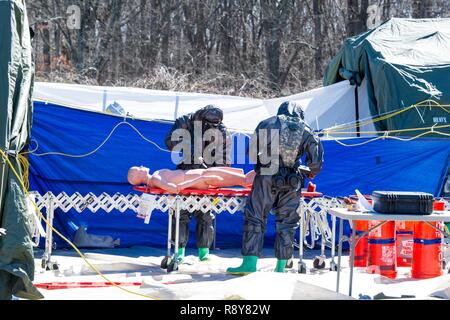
[18,154,30,190]
[23,119,253,159]
[0,149,159,300]
[329,129,450,147]
[324,99,450,134]
[27,121,171,158]
[326,123,450,136]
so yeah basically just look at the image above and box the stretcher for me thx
[134,186,251,272]
[26,191,450,273]
[134,186,324,273]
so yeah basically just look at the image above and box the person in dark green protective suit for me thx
[165,105,232,262]
[227,101,324,274]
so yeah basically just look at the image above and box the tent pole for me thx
[174,95,180,120]
[0,159,5,215]
[354,86,360,137]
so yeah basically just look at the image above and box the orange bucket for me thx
[395,221,414,267]
[367,220,397,279]
[411,221,443,279]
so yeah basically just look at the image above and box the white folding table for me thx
[328,208,450,297]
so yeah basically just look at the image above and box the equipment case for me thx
[372,191,434,215]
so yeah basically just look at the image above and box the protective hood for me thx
[277,102,305,120]
[193,105,224,126]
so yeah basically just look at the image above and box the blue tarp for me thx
[29,102,450,249]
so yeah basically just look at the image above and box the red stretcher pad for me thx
[134,186,252,197]
[134,186,322,198]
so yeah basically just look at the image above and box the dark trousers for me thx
[241,174,300,260]
[171,209,215,249]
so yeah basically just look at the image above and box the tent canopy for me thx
[324,18,450,135]
[33,79,374,136]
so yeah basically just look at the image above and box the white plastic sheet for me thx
[33,81,375,134]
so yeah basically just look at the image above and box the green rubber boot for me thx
[198,248,210,261]
[177,247,185,263]
[275,259,287,273]
[226,256,258,275]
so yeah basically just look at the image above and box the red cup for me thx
[307,182,316,192]
[434,201,445,211]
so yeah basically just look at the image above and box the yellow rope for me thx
[18,154,30,190]
[328,129,450,147]
[324,99,450,134]
[326,123,450,136]
[0,149,160,300]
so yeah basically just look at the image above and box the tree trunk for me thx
[359,0,369,33]
[412,0,434,18]
[148,0,160,67]
[52,0,60,59]
[347,0,359,36]
[42,24,51,72]
[160,0,177,67]
[382,0,391,21]
[261,0,289,92]
[313,0,324,79]
[95,0,123,84]
[219,0,232,71]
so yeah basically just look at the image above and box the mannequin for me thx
[128,166,256,193]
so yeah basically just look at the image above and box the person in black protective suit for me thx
[165,105,232,262]
[227,101,324,274]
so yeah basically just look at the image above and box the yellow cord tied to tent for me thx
[18,154,30,190]
[323,99,450,135]
[0,149,160,300]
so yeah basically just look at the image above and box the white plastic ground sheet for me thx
[33,81,375,134]
[32,246,450,300]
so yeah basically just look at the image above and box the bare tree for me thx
[27,0,450,97]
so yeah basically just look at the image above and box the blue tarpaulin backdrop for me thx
[29,102,450,249]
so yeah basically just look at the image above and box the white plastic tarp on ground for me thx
[33,81,375,134]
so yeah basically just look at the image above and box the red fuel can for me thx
[411,221,443,279]
[367,220,397,279]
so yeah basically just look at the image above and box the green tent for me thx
[324,18,450,136]
[0,0,42,300]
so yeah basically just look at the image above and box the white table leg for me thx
[298,198,307,273]
[330,214,337,271]
[336,217,344,293]
[349,220,357,297]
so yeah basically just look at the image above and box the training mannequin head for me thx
[127,166,151,185]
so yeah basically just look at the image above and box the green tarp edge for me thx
[0,0,42,300]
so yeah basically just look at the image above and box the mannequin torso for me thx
[128,166,255,193]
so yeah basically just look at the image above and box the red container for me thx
[367,220,397,279]
[434,201,445,211]
[349,220,369,267]
[395,221,413,267]
[307,182,316,192]
[411,221,443,279]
